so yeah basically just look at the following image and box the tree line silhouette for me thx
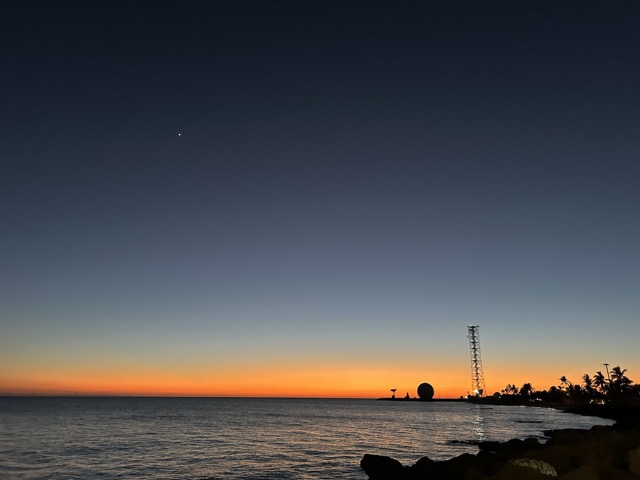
[495,366,639,405]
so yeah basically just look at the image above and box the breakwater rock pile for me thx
[361,406,640,480]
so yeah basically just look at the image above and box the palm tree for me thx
[582,374,594,396]
[593,371,607,394]
[559,375,572,391]
[546,386,563,402]
[519,383,534,399]
[610,366,632,393]
[502,384,518,395]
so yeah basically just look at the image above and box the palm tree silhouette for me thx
[582,374,593,395]
[502,384,518,395]
[593,371,607,394]
[559,375,571,390]
[610,366,632,393]
[519,383,534,398]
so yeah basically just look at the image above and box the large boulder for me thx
[491,462,554,480]
[629,446,640,477]
[360,454,404,480]
[508,458,558,476]
[408,453,477,479]
[479,437,541,454]
[558,464,598,480]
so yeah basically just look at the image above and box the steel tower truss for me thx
[467,325,485,396]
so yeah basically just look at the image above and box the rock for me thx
[434,453,479,479]
[360,454,404,480]
[527,444,579,475]
[464,470,488,480]
[545,429,590,446]
[508,458,558,476]
[491,462,553,480]
[361,415,640,480]
[478,440,503,452]
[629,446,640,477]
[404,453,473,479]
[412,455,435,470]
[558,464,598,480]
[603,468,638,480]
[583,448,617,473]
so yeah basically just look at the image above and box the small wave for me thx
[63,446,104,455]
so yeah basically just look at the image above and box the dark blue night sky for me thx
[1,1,639,396]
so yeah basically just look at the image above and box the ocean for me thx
[0,397,614,479]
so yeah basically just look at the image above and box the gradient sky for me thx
[1,1,639,398]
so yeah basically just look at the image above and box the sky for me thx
[1,1,639,398]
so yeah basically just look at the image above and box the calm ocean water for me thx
[0,397,613,479]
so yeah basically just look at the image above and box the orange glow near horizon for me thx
[0,359,602,399]
[0,370,462,398]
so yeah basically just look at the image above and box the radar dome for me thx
[417,382,434,400]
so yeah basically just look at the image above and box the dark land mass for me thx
[377,398,465,402]
[361,403,640,479]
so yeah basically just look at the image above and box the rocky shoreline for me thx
[361,404,640,479]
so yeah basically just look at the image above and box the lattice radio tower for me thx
[467,325,485,396]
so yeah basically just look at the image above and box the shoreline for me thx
[361,403,640,479]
